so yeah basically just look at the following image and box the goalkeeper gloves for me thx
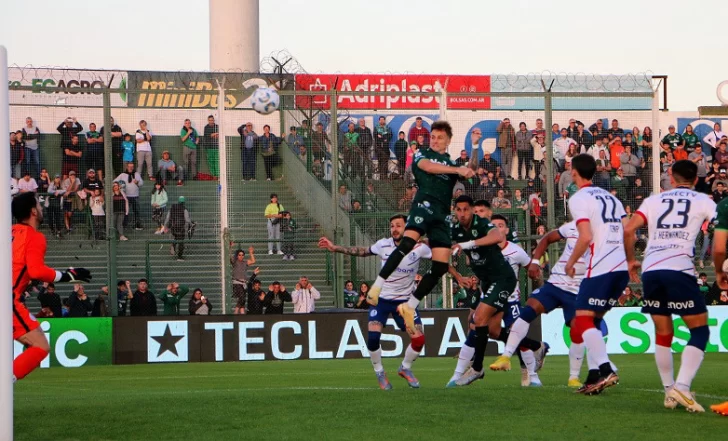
[59,267,92,283]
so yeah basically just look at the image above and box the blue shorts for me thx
[641,270,707,316]
[576,271,630,312]
[368,298,422,331]
[530,282,577,325]
[503,300,521,328]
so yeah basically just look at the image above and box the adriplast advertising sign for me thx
[541,306,728,355]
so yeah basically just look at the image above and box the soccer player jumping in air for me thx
[365,121,474,333]
[319,215,431,390]
[563,154,628,395]
[625,160,715,412]
[12,192,91,382]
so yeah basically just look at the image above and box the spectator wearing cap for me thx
[292,276,320,313]
[17,170,38,193]
[264,193,284,255]
[565,118,579,140]
[164,196,192,261]
[264,281,292,314]
[136,120,154,181]
[238,121,258,180]
[46,173,65,236]
[115,162,144,231]
[130,279,157,316]
[158,150,184,186]
[712,169,728,193]
[478,150,499,176]
[203,115,220,177]
[689,144,711,193]
[61,170,82,233]
[661,124,684,152]
[408,116,430,146]
[589,119,608,140]
[82,168,103,199]
[703,123,726,158]
[393,131,408,178]
[189,288,213,315]
[180,119,199,180]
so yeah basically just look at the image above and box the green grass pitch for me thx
[14,354,728,441]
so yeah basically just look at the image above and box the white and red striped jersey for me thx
[501,241,530,302]
[370,238,432,301]
[547,221,586,295]
[636,187,715,276]
[568,185,628,277]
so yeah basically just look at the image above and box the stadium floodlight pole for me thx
[330,90,343,308]
[103,90,118,316]
[651,78,661,195]
[216,79,229,314]
[0,45,14,441]
[541,80,557,265]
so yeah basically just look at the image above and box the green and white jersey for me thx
[661,133,683,150]
[715,197,728,232]
[451,216,514,281]
[412,147,458,208]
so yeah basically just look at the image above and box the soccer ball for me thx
[250,87,280,115]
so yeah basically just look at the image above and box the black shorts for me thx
[405,200,451,248]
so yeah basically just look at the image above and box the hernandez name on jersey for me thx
[636,188,715,275]
[569,186,627,277]
[370,238,432,300]
[547,222,586,295]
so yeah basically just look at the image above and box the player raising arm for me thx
[12,193,91,382]
[564,154,628,395]
[365,121,474,333]
[625,160,714,412]
[318,215,431,390]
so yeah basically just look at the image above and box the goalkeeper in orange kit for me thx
[11,193,91,382]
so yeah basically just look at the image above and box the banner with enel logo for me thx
[13,318,113,368]
[541,306,728,355]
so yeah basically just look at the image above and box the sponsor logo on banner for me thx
[127,71,294,109]
[147,321,189,362]
[541,306,728,355]
[295,74,491,110]
[8,68,127,106]
[13,318,112,368]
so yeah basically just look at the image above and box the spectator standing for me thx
[61,170,81,233]
[57,116,83,154]
[408,116,430,145]
[180,119,199,180]
[286,126,304,153]
[135,120,154,181]
[17,172,38,194]
[551,123,561,141]
[130,279,157,316]
[92,286,110,317]
[116,162,144,231]
[117,280,132,316]
[99,117,123,175]
[164,196,192,261]
[61,136,83,179]
[90,189,105,240]
[338,184,353,212]
[689,144,711,193]
[231,247,256,314]
[573,123,593,151]
[565,118,579,139]
[552,129,574,170]
[22,117,41,180]
[281,211,297,260]
[82,168,103,200]
[264,282,292,314]
[607,119,625,140]
[259,124,279,181]
[311,122,331,162]
[343,280,358,309]
[159,282,190,316]
[46,174,65,237]
[121,133,135,167]
[405,141,418,175]
[393,131,408,178]
[189,289,213,315]
[530,133,545,179]
[515,122,533,180]
[158,150,184,186]
[264,193,284,255]
[531,118,546,138]
[246,270,267,315]
[203,115,220,177]
[374,116,393,179]
[496,118,516,178]
[37,283,62,318]
[86,123,103,179]
[341,123,361,178]
[292,276,320,313]
[151,182,168,234]
[238,122,258,180]
[111,182,129,241]
[355,119,373,175]
[68,285,93,317]
[703,123,726,158]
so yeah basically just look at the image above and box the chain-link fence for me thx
[9,67,664,316]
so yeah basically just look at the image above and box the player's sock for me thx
[370,348,384,373]
[521,349,537,375]
[578,316,611,372]
[375,236,417,283]
[502,318,529,357]
[569,342,585,379]
[675,326,709,393]
[655,333,675,390]
[13,346,48,381]
[471,326,489,372]
[402,334,424,369]
[455,343,475,375]
[408,261,449,309]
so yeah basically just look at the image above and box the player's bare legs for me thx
[14,328,50,382]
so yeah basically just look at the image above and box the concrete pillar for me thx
[209,0,260,72]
